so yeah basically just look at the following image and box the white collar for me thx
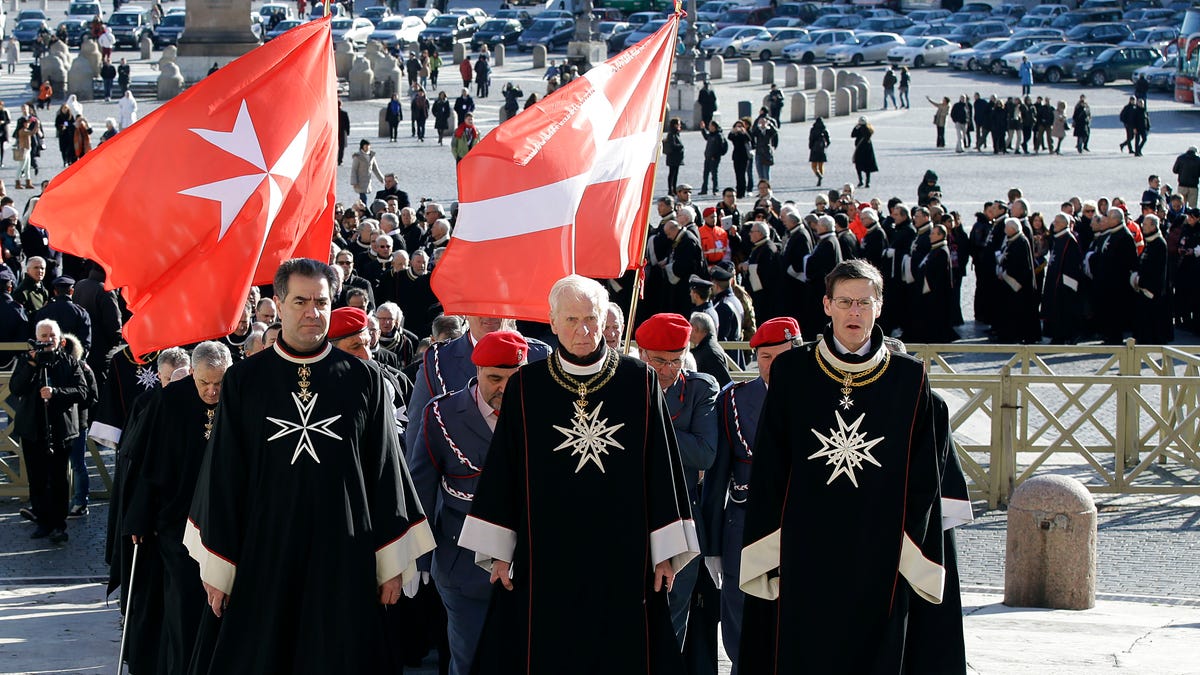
[557,350,606,376]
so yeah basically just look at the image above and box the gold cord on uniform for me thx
[548,349,620,419]
[815,347,890,411]
[297,365,313,403]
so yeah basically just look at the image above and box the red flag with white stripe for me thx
[430,15,680,321]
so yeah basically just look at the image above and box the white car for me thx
[700,24,770,58]
[1134,56,1176,90]
[331,17,374,46]
[885,36,956,67]
[947,37,1008,71]
[739,27,809,60]
[828,32,904,66]
[781,29,856,63]
[1001,41,1070,75]
[369,15,426,51]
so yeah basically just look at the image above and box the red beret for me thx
[328,307,369,341]
[636,313,692,352]
[750,317,801,349]
[471,330,529,368]
[703,206,718,218]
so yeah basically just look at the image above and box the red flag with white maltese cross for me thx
[431,15,680,321]
[30,18,337,356]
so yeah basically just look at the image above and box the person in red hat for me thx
[635,312,720,656]
[329,306,413,425]
[459,276,697,675]
[698,316,799,674]
[737,259,950,674]
[408,330,528,675]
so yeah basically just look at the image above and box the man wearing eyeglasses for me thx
[333,249,376,311]
[738,259,952,674]
[636,313,719,658]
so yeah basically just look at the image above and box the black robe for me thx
[803,233,842,337]
[1089,225,1139,344]
[912,241,959,343]
[1133,232,1173,344]
[738,328,944,675]
[996,232,1042,344]
[1042,229,1085,345]
[779,224,813,323]
[459,351,696,675]
[185,340,434,675]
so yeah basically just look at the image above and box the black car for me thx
[1065,22,1135,44]
[472,18,523,49]
[154,12,186,47]
[419,13,478,50]
[516,18,574,52]
[55,18,91,47]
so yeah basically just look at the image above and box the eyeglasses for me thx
[831,297,878,310]
[647,356,683,368]
[335,260,352,266]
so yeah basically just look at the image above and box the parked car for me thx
[947,36,1009,70]
[1000,40,1071,74]
[66,1,102,20]
[17,9,47,22]
[807,13,863,30]
[107,7,152,48]
[1121,26,1179,53]
[534,10,572,21]
[307,3,342,18]
[596,20,631,48]
[907,9,951,25]
[859,16,914,33]
[55,18,90,47]
[1066,22,1135,45]
[12,18,46,49]
[903,23,956,38]
[782,28,855,63]
[605,21,636,51]
[419,13,478,50]
[828,31,904,66]
[331,17,373,46]
[1124,7,1177,28]
[1010,27,1066,40]
[886,35,956,67]
[447,7,489,22]
[153,12,186,46]
[1134,55,1176,90]
[715,5,774,30]
[492,8,533,28]
[258,2,295,29]
[948,20,1012,47]
[990,4,1027,25]
[472,18,522,49]
[855,8,897,19]
[739,26,808,60]
[591,7,623,22]
[1013,15,1054,29]
[944,10,990,27]
[960,2,994,13]
[626,11,667,27]
[360,5,391,24]
[1029,42,1110,82]
[774,2,824,25]
[764,17,804,28]
[1072,45,1162,85]
[265,18,304,41]
[1051,8,1122,30]
[982,36,1064,73]
[406,6,440,25]
[696,0,737,23]
[1028,4,1070,19]
[516,18,573,52]
[700,24,769,58]
[370,16,426,52]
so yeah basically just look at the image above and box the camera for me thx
[27,339,55,351]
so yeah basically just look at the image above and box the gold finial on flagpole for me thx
[324,0,331,17]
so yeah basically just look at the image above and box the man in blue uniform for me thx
[636,313,719,649]
[33,276,92,355]
[699,317,800,675]
[405,315,550,449]
[408,330,528,675]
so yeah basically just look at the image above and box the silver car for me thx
[738,27,809,61]
[828,32,905,66]
[781,29,856,64]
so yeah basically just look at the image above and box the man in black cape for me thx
[1042,213,1085,345]
[738,260,946,674]
[185,259,435,674]
[459,275,699,675]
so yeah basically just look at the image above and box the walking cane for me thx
[116,542,140,675]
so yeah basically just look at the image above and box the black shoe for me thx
[19,507,36,522]
[68,505,88,518]
[30,526,52,539]
[49,528,68,544]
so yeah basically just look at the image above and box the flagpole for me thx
[323,0,331,17]
[622,6,683,355]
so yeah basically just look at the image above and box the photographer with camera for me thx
[10,318,89,543]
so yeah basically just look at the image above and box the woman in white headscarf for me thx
[65,94,83,118]
[118,90,138,131]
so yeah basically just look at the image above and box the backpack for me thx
[718,134,729,156]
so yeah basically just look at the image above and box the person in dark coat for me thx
[411,88,430,142]
[973,93,991,151]
[991,98,1008,154]
[917,169,940,208]
[1131,99,1150,157]
[851,117,877,188]
[995,217,1041,343]
[727,119,754,198]
[808,117,830,186]
[859,207,888,274]
[802,215,843,336]
[739,220,779,321]
[687,310,732,388]
[779,211,814,324]
[1131,214,1172,344]
[1118,96,1138,154]
[33,276,92,354]
[1042,212,1085,344]
[1073,94,1091,153]
[473,54,491,98]
[432,91,452,145]
[663,117,685,195]
[663,218,707,317]
[750,113,778,183]
[912,223,959,343]
[699,121,727,196]
[337,100,350,164]
[697,81,717,125]
[0,267,30,359]
[1086,209,1139,344]
[834,212,857,261]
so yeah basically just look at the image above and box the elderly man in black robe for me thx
[995,217,1042,344]
[1042,212,1085,344]
[460,275,698,675]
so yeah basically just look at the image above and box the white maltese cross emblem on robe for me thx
[552,401,625,474]
[808,410,884,487]
[267,392,343,465]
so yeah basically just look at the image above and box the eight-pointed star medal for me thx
[552,401,626,474]
[266,392,344,465]
[808,410,884,487]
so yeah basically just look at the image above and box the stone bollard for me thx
[761,60,774,85]
[820,67,835,91]
[67,56,96,100]
[453,42,467,65]
[709,55,723,79]
[853,82,869,110]
[80,38,101,74]
[378,106,390,137]
[784,64,799,88]
[802,65,817,89]
[835,87,851,115]
[335,40,355,79]
[789,92,806,123]
[735,58,751,82]
[1004,475,1097,610]
[140,35,153,60]
[835,69,850,90]
[813,89,831,119]
[532,44,547,69]
[156,61,185,99]
[494,44,504,67]
[349,56,375,100]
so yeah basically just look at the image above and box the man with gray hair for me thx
[1132,213,1172,343]
[859,206,889,274]
[1085,207,1138,344]
[375,301,416,364]
[688,311,732,387]
[460,275,698,674]
[1043,212,1084,344]
[124,340,232,674]
[994,217,1041,343]
[802,214,843,336]
[780,209,814,321]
